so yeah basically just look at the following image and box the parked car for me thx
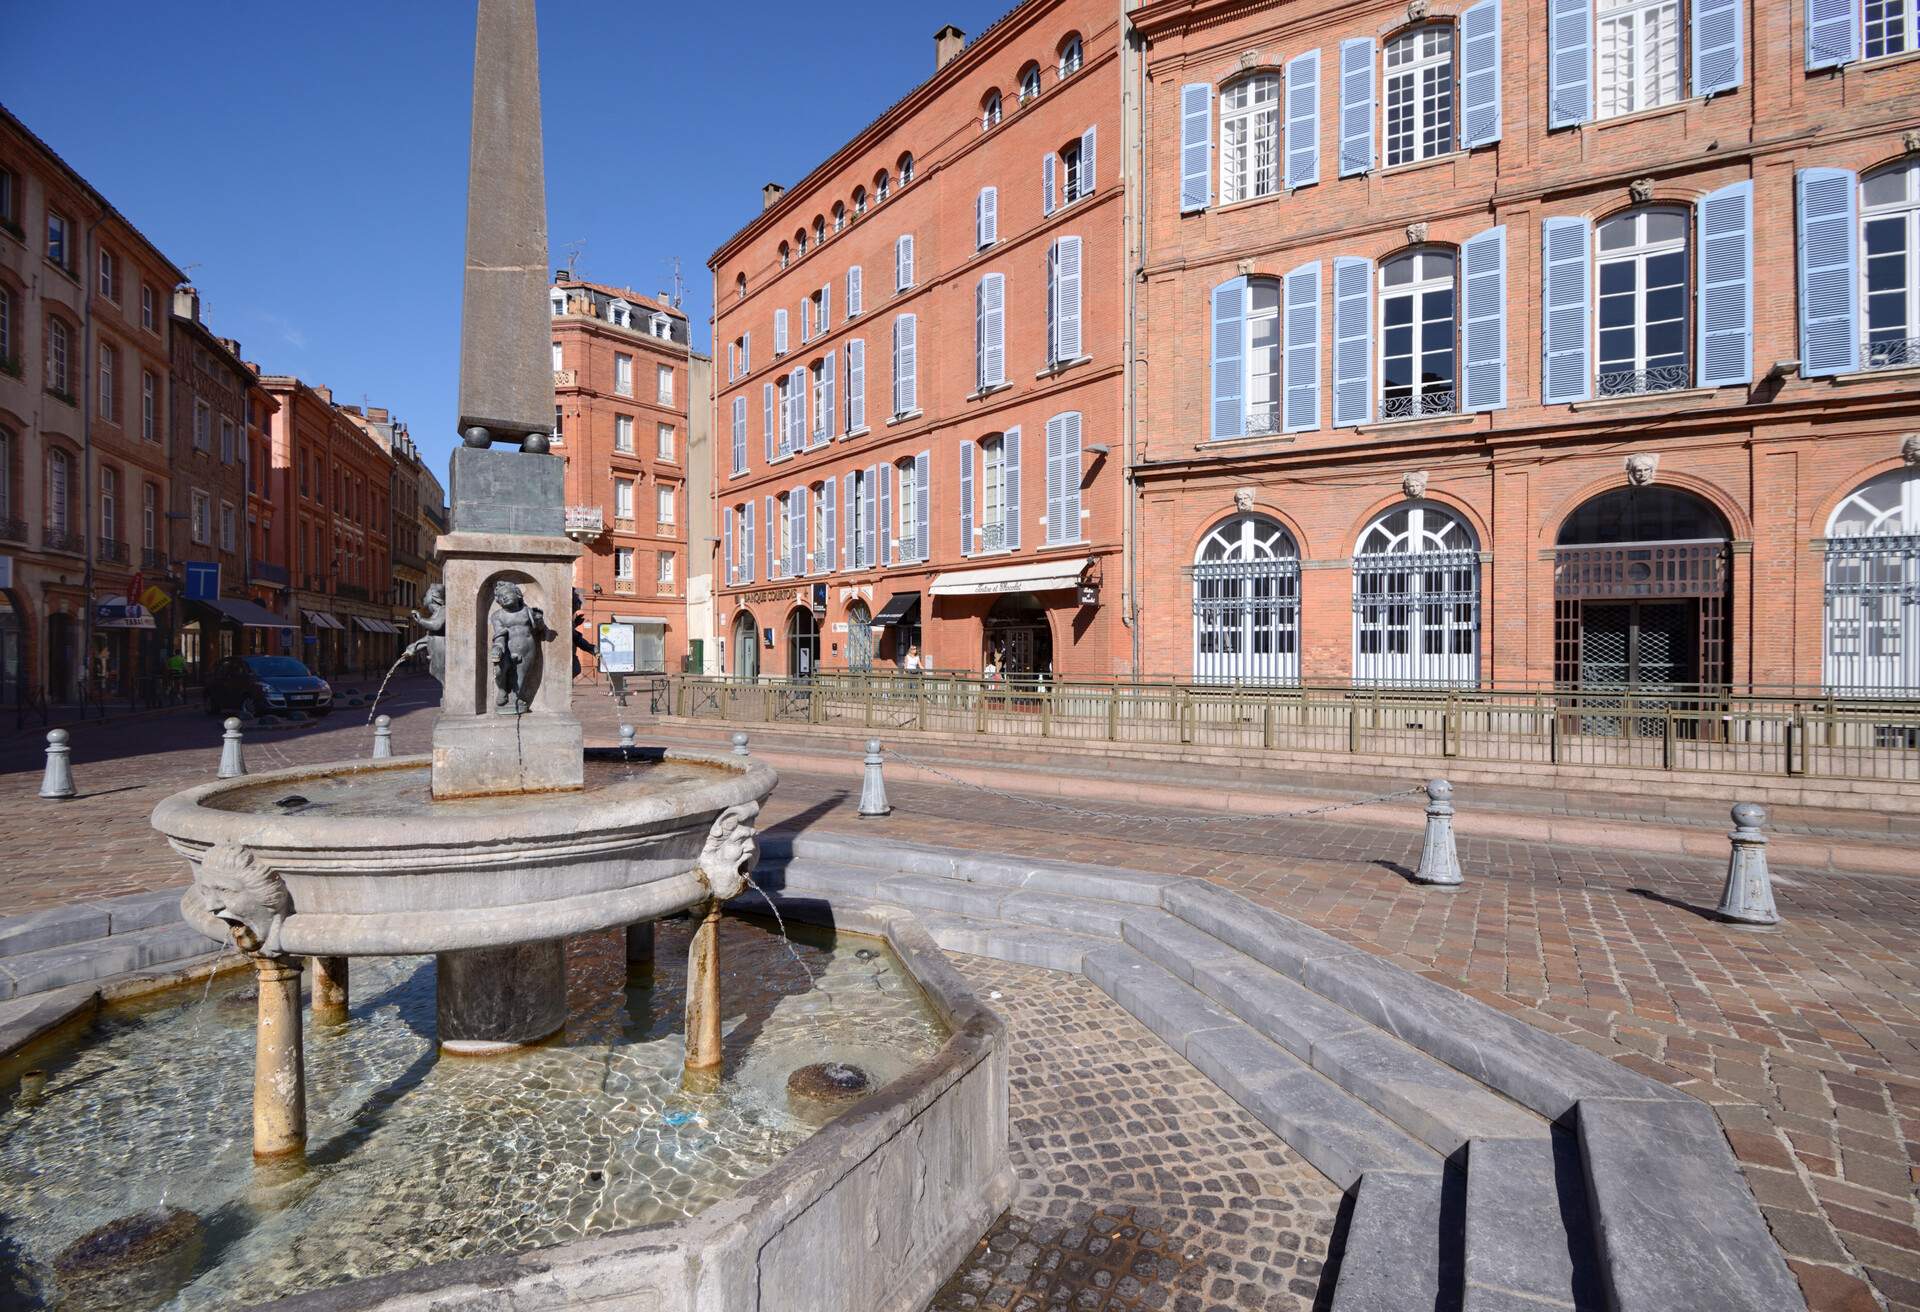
[204,655,333,717]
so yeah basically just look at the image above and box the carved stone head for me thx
[1629,177,1656,205]
[1902,434,1920,467]
[1905,129,1920,155]
[1407,0,1431,19]
[1236,257,1256,277]
[696,802,762,902]
[1405,222,1429,245]
[1233,487,1256,513]
[196,842,291,957]
[1402,470,1429,501]
[1625,453,1660,486]
[492,580,525,610]
[1238,49,1261,71]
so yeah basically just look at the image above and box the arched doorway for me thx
[846,601,874,672]
[1553,485,1731,691]
[731,610,758,679]
[1193,514,1300,685]
[984,593,1053,683]
[784,606,819,678]
[1352,503,1480,686]
[1825,467,1919,695]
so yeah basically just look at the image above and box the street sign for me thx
[597,622,637,674]
[184,561,220,601]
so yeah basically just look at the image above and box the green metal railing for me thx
[661,673,1920,783]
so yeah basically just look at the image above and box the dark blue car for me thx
[205,655,333,718]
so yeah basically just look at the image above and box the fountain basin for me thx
[150,748,776,956]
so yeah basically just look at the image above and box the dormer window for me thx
[649,313,672,340]
[549,288,565,317]
[608,298,632,328]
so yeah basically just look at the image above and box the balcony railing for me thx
[251,560,289,585]
[98,538,129,565]
[142,548,169,572]
[978,521,1008,553]
[0,517,26,543]
[1381,390,1458,422]
[1863,335,1920,372]
[614,578,636,595]
[392,548,429,573]
[43,528,83,555]
[337,582,370,602]
[554,368,578,387]
[1244,406,1282,438]
[1597,364,1689,398]
[564,505,604,541]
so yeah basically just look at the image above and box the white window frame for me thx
[1193,515,1302,686]
[1060,35,1083,78]
[657,363,673,404]
[141,371,154,440]
[220,500,237,552]
[657,483,676,526]
[191,489,211,545]
[1863,161,1920,371]
[1595,208,1691,395]
[97,343,115,422]
[1824,467,1920,694]
[614,477,635,522]
[983,92,1002,130]
[614,352,634,396]
[1865,0,1920,60]
[614,546,635,580]
[615,413,635,451]
[100,466,117,540]
[657,422,675,459]
[1378,249,1459,420]
[1220,73,1281,205]
[1383,25,1456,168]
[1352,502,1481,687]
[193,399,212,451]
[981,437,1008,551]
[895,458,918,561]
[1595,0,1683,121]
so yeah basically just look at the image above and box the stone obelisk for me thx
[432,0,580,1054]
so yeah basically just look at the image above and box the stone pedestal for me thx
[683,902,723,1078]
[252,958,306,1161]
[437,941,568,1055]
[311,956,349,1023]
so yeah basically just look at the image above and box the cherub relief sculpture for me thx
[489,580,553,714]
[407,582,448,685]
[195,842,292,958]
[571,589,595,678]
[695,802,762,902]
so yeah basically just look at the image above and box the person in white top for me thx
[904,645,922,672]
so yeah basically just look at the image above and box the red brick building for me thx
[708,3,1129,680]
[1131,0,1920,695]
[550,276,693,674]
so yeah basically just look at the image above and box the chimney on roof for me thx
[315,385,333,404]
[553,269,567,284]
[762,182,785,210]
[367,407,390,423]
[172,285,201,323]
[935,24,966,69]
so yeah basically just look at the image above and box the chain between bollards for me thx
[218,718,248,779]
[372,715,393,759]
[1413,778,1463,887]
[858,739,891,817]
[39,729,75,800]
[1716,802,1780,927]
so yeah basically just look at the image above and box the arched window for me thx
[1825,468,1920,695]
[735,273,747,300]
[1379,249,1457,419]
[1019,63,1042,104]
[778,241,790,269]
[1384,25,1455,168]
[784,606,819,678]
[1194,514,1300,685]
[794,228,808,256]
[1595,0,1682,119]
[1864,159,1920,371]
[1220,73,1280,205]
[875,171,891,203]
[832,202,846,233]
[1596,208,1689,396]
[813,216,826,246]
[853,186,868,217]
[1353,502,1479,686]
[982,90,1002,131]
[1059,34,1083,79]
[846,600,874,671]
[898,153,915,185]
[46,316,71,394]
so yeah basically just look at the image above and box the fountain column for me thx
[311,956,349,1023]
[626,922,655,981]
[684,900,724,1078]
[252,956,307,1161]
[437,941,569,1054]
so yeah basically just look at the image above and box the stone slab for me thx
[1163,881,1363,977]
[771,832,1180,905]
[1191,956,1369,1063]
[913,912,1107,974]
[0,903,110,959]
[0,984,97,1057]
[875,874,1008,920]
[1578,1096,1803,1312]
[1328,1169,1453,1312]
[129,922,222,971]
[1081,946,1239,1057]
[1465,1134,1604,1311]
[995,889,1131,937]
[1300,952,1684,1120]
[760,862,893,903]
[100,888,188,935]
[1120,909,1241,983]
[0,935,146,1000]
[449,447,565,534]
[1311,1029,1548,1157]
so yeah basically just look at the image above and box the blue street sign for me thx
[184,561,220,601]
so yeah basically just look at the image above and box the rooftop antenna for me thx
[668,256,685,309]
[562,238,586,279]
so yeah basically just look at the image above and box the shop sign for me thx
[184,561,220,601]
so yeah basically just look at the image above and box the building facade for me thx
[341,404,433,633]
[1130,0,1920,694]
[550,276,693,675]
[0,106,185,705]
[708,2,1130,681]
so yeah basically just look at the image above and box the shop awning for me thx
[928,558,1090,598]
[352,615,401,635]
[873,592,921,627]
[191,596,294,630]
[613,615,668,628]
[93,596,156,630]
[303,610,344,631]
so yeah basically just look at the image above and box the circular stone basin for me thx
[51,1207,203,1312]
[786,1061,874,1105]
[149,749,778,957]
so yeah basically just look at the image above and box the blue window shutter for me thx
[1285,50,1320,190]
[959,441,975,557]
[802,297,811,343]
[862,466,878,568]
[762,383,774,462]
[1332,257,1372,426]
[1797,168,1859,377]
[848,340,865,430]
[1462,225,1508,411]
[1180,83,1212,212]
[743,501,755,583]
[821,351,837,438]
[1805,0,1856,70]
[1053,411,1082,543]
[1460,0,1502,149]
[1211,277,1247,440]
[822,282,832,328]
[822,477,836,573]
[1692,0,1741,96]
[896,234,914,290]
[1548,0,1592,128]
[915,451,931,562]
[1541,216,1593,404]
[978,273,1005,389]
[1053,238,1082,362]
[1004,427,1022,551]
[723,507,734,584]
[1081,126,1097,193]
[1043,152,1057,216]
[765,495,777,579]
[774,307,787,354]
[1283,261,1322,433]
[1338,39,1376,176]
[878,465,893,566]
[1043,415,1064,544]
[842,472,856,570]
[984,186,997,245]
[743,332,752,375]
[792,485,808,575]
[1697,181,1753,388]
[894,314,917,413]
[848,265,862,316]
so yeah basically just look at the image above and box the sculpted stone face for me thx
[195,842,291,956]
[696,802,762,902]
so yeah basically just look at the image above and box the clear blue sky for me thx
[7,0,1015,474]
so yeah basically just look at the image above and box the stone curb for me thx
[0,889,213,1002]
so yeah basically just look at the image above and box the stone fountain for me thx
[150,0,776,1162]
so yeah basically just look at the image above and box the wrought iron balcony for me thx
[142,548,169,572]
[43,527,84,555]
[1863,336,1920,372]
[564,505,605,541]
[0,517,26,543]
[251,560,289,585]
[1244,406,1282,437]
[553,368,578,387]
[1597,364,1690,398]
[1380,390,1458,422]
[98,538,129,565]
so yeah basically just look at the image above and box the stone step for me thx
[1329,1168,1458,1312]
[1463,1135,1605,1311]
[0,921,219,1001]
[0,888,185,960]
[912,912,1111,975]
[759,832,1180,905]
[773,861,1135,941]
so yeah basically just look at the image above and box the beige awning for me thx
[928,557,1090,598]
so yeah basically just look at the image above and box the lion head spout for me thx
[695,803,761,902]
[195,842,292,957]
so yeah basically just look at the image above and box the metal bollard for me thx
[858,739,891,818]
[372,715,393,759]
[39,729,75,800]
[1715,802,1780,927]
[731,731,750,758]
[1413,778,1462,886]
[618,724,637,751]
[218,717,248,779]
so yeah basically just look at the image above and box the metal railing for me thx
[97,537,128,565]
[1381,390,1457,421]
[662,673,1920,783]
[1597,364,1690,397]
[1864,335,1920,371]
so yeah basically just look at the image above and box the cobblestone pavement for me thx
[929,955,1339,1312]
[3,682,1917,1310]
